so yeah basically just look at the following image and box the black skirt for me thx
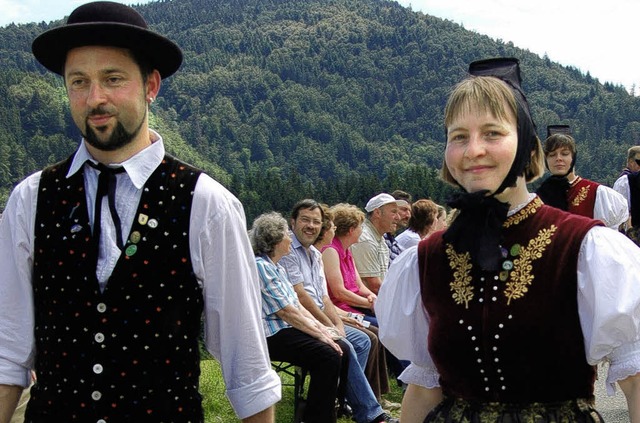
[425,397,603,423]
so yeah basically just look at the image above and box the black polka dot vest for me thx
[28,154,205,422]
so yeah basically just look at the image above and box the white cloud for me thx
[0,0,31,25]
[400,0,640,92]
[0,0,150,26]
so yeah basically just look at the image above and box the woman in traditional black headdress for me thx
[375,58,640,422]
[536,125,628,229]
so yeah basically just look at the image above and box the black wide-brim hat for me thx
[32,1,182,78]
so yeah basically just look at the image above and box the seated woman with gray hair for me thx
[249,211,349,423]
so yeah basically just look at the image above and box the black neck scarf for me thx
[536,175,571,210]
[443,191,510,271]
[87,161,127,250]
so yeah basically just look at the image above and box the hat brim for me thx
[32,22,182,78]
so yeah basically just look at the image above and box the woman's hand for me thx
[366,293,377,309]
[340,314,365,328]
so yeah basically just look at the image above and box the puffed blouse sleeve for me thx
[375,246,440,388]
[578,225,640,394]
[593,185,629,229]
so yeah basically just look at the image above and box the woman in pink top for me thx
[322,203,378,327]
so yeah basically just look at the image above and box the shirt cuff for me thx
[0,357,31,388]
[606,339,640,395]
[226,368,282,419]
[398,362,440,389]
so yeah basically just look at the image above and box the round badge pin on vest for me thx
[147,219,159,228]
[138,213,149,225]
[125,244,138,257]
[502,260,514,271]
[130,231,141,244]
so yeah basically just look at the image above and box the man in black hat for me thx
[0,2,279,422]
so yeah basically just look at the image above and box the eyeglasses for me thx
[298,216,323,226]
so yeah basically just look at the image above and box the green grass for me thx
[199,359,403,422]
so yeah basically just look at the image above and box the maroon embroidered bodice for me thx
[418,197,602,403]
[568,177,599,219]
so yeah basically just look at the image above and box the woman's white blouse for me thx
[593,184,629,229]
[376,225,640,395]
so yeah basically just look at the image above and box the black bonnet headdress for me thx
[444,58,537,271]
[536,125,574,209]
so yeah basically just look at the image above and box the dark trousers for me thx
[267,328,349,423]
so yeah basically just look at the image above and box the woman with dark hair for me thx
[376,58,640,422]
[536,126,628,229]
[395,199,440,250]
[249,211,349,423]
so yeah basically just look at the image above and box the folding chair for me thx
[272,362,309,423]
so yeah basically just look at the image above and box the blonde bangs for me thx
[441,77,519,186]
[444,77,517,128]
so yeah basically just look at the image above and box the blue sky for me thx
[2,0,639,93]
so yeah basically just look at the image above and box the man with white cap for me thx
[351,194,408,388]
[384,190,412,262]
[351,193,400,295]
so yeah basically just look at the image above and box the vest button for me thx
[91,390,102,401]
[93,364,103,374]
[97,303,107,313]
[94,333,105,343]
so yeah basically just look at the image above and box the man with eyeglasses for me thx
[614,146,640,236]
[279,199,399,423]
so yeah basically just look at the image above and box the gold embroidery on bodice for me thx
[571,186,590,207]
[446,197,556,307]
[504,225,556,305]
[569,176,590,207]
[503,196,543,228]
[447,245,474,308]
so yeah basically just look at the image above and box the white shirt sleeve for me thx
[191,174,281,419]
[593,185,629,229]
[375,246,440,388]
[578,226,640,394]
[613,175,631,209]
[0,172,40,388]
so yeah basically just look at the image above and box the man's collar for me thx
[290,231,304,250]
[67,130,165,189]
[290,231,315,252]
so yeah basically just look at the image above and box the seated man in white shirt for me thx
[280,199,398,423]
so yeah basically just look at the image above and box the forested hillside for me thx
[1,0,639,220]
